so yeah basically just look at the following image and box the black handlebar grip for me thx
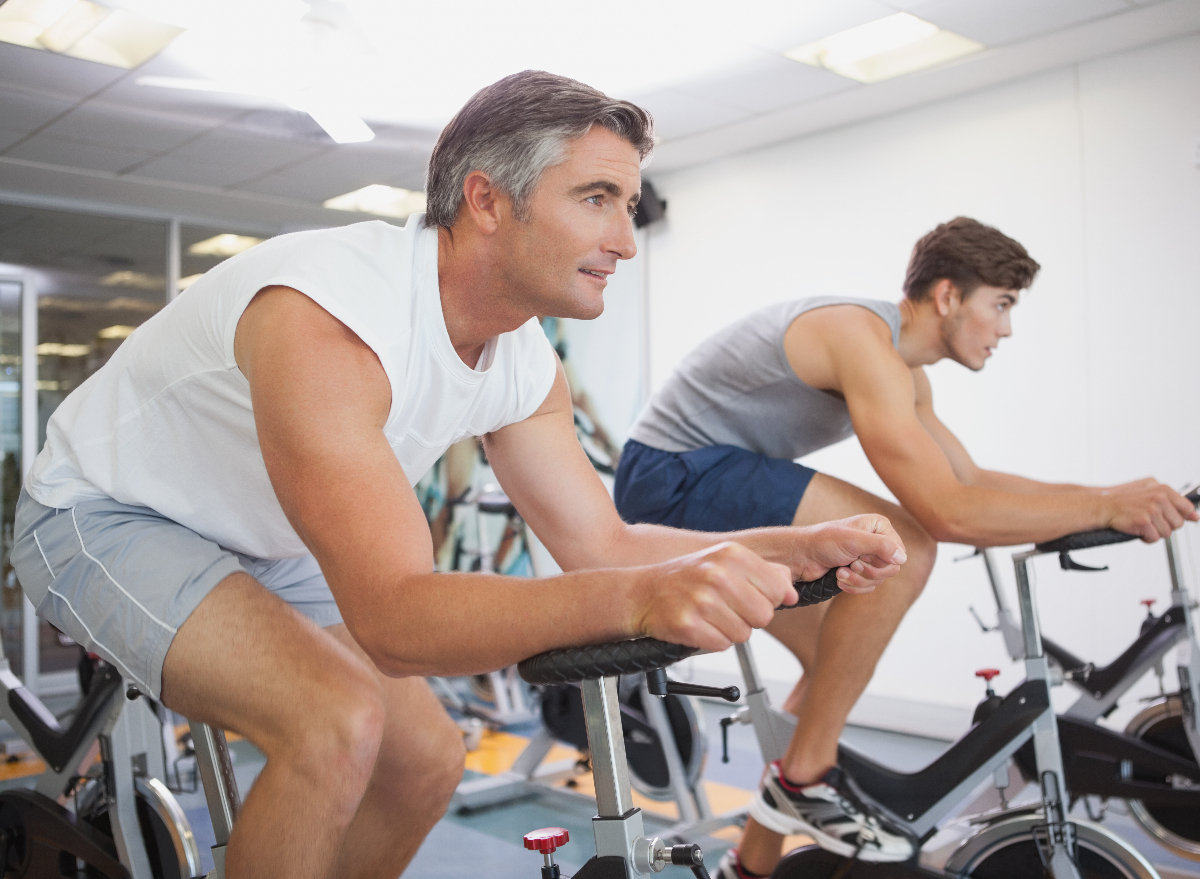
[1035,485,1200,554]
[778,568,842,609]
[518,637,698,686]
[1034,527,1137,554]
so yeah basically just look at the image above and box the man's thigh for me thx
[791,472,910,527]
[160,573,379,754]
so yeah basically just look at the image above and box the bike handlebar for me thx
[517,570,843,686]
[1033,486,1200,554]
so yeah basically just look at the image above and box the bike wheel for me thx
[944,814,1158,878]
[1124,696,1200,860]
[77,776,201,879]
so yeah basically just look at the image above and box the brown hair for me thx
[903,217,1040,301]
[425,71,654,229]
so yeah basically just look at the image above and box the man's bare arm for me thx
[236,287,801,677]
[808,308,1195,545]
[483,364,907,593]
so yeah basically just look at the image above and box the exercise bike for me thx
[513,573,843,878]
[967,507,1200,862]
[0,639,200,878]
[729,520,1184,878]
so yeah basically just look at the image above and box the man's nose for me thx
[606,212,637,261]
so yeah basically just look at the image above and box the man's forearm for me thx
[971,469,1091,496]
[347,568,641,677]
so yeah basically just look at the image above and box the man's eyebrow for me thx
[1000,293,1017,303]
[570,180,640,204]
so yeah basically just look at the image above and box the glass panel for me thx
[179,223,268,295]
[0,279,22,677]
[0,202,169,681]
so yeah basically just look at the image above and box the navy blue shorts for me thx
[614,439,817,531]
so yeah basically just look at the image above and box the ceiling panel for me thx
[747,0,901,53]
[0,127,25,152]
[4,133,151,174]
[241,149,429,203]
[676,53,858,115]
[0,86,78,137]
[0,43,128,101]
[910,0,1130,46]
[40,102,208,156]
[133,128,326,189]
[631,89,753,142]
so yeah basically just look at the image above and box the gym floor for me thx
[0,695,1196,878]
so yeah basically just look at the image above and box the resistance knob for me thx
[524,827,569,879]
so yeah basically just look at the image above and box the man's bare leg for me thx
[162,573,390,879]
[737,473,936,876]
[326,624,466,879]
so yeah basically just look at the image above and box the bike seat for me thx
[8,663,122,773]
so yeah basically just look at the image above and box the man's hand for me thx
[789,514,907,594]
[1102,480,1199,542]
[626,542,797,652]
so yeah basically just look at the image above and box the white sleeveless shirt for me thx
[27,215,558,559]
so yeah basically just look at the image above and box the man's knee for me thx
[281,655,388,795]
[378,689,465,814]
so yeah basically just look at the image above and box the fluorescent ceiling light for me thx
[100,270,164,291]
[138,77,375,144]
[324,185,428,219]
[37,342,89,357]
[188,234,264,257]
[177,273,205,290]
[0,0,184,68]
[785,13,983,84]
[97,325,136,340]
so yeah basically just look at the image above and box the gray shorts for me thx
[11,490,343,699]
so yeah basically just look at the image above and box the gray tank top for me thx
[630,297,901,459]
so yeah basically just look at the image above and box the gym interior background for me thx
[0,0,1197,865]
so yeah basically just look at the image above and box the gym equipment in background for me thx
[0,639,199,878]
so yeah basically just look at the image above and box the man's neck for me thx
[436,225,532,369]
[896,297,949,368]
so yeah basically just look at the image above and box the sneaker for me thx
[749,762,915,863]
[715,848,767,879]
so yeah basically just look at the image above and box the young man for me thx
[10,72,906,879]
[613,217,1198,875]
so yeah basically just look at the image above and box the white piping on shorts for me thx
[33,531,54,578]
[70,507,177,636]
[45,584,153,695]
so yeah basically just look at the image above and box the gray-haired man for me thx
[11,71,905,878]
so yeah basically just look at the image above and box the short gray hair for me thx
[424,70,654,229]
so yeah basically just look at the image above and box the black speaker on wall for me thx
[634,180,667,228]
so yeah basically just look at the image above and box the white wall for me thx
[643,33,1200,734]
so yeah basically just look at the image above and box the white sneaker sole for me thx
[749,786,913,863]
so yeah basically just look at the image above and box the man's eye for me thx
[586,195,603,205]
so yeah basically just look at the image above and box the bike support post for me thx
[1013,549,1082,879]
[1165,533,1200,763]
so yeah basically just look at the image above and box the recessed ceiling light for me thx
[0,0,184,68]
[188,234,264,257]
[100,270,164,291]
[137,76,375,145]
[97,325,135,340]
[324,185,427,219]
[37,342,89,357]
[785,13,983,84]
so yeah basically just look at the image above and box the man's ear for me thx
[932,279,961,317]
[459,171,504,235]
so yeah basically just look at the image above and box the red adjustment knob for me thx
[1141,599,1156,610]
[975,669,1000,682]
[524,828,569,854]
